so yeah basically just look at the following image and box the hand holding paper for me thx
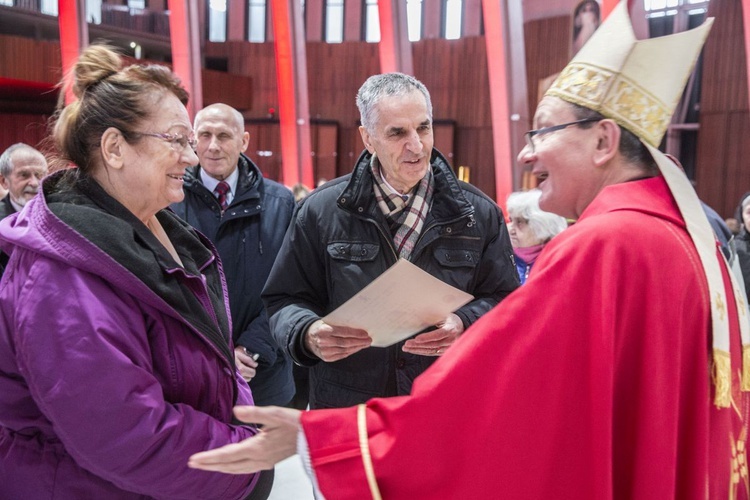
[322,259,474,349]
[304,319,371,362]
[403,312,464,356]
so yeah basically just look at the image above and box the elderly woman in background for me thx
[0,45,271,499]
[507,189,568,284]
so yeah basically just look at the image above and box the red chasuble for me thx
[301,176,749,500]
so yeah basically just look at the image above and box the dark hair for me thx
[51,44,189,175]
[569,103,659,175]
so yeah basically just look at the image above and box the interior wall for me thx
[695,0,750,218]
[1,0,746,210]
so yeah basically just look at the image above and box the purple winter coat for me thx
[0,174,259,499]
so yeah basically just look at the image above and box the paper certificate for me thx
[322,259,474,347]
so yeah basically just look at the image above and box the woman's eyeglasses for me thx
[138,132,197,153]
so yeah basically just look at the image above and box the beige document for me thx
[322,259,474,348]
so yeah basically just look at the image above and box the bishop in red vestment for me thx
[299,175,748,499]
[188,3,750,498]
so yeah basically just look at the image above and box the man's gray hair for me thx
[0,143,46,178]
[356,73,433,132]
[507,189,568,243]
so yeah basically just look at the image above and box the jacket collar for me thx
[31,171,235,367]
[184,153,262,203]
[338,149,474,223]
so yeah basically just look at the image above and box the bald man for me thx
[171,103,296,407]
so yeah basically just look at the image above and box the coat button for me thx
[357,207,364,213]
[361,249,367,255]
[397,358,406,369]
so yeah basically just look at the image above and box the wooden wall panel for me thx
[0,113,52,156]
[245,120,339,186]
[3,4,745,208]
[0,35,61,84]
[306,41,378,179]
[245,121,282,180]
[202,69,253,110]
[696,0,750,218]
[312,122,338,184]
[523,15,571,122]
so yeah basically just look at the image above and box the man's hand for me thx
[402,313,464,356]
[304,320,372,362]
[188,406,301,474]
[234,346,259,382]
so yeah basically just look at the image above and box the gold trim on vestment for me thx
[715,349,732,408]
[357,404,383,500]
[743,346,750,392]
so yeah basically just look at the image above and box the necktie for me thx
[214,181,230,212]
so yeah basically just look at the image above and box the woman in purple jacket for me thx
[0,45,270,499]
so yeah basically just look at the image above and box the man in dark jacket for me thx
[262,73,519,409]
[0,143,48,274]
[171,103,296,407]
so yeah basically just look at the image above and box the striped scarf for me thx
[371,154,434,260]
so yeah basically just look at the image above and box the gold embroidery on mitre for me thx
[714,349,732,408]
[547,63,614,109]
[546,63,671,148]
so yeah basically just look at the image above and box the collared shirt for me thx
[377,169,412,202]
[200,167,239,207]
[9,197,24,213]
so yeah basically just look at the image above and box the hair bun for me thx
[71,45,122,98]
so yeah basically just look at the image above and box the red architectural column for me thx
[58,0,88,105]
[377,0,413,74]
[168,0,203,119]
[482,0,527,205]
[271,0,314,187]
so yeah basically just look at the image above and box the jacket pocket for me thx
[433,248,480,268]
[326,242,380,262]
